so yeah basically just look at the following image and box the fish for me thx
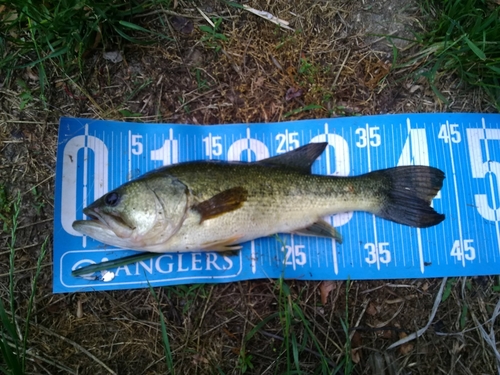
[72,142,445,255]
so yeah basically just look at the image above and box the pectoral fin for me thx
[294,220,343,244]
[201,234,244,252]
[193,187,248,223]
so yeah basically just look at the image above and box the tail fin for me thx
[371,166,445,228]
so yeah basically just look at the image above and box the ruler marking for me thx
[324,122,338,275]
[428,124,441,266]
[251,240,256,274]
[365,122,381,271]
[406,118,425,273]
[457,123,474,264]
[246,127,251,162]
[82,124,89,248]
[467,121,483,264]
[128,130,132,181]
[447,120,465,267]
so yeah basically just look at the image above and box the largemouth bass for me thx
[72,142,445,253]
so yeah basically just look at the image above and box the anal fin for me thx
[294,220,343,244]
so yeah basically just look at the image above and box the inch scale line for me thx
[324,122,339,275]
[406,118,425,274]
[446,120,466,268]
[247,127,258,274]
[82,123,89,248]
[366,123,381,271]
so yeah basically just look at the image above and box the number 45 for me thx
[450,239,476,262]
[438,122,461,143]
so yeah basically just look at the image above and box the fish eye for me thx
[104,192,120,207]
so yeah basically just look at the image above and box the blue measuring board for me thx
[53,113,500,293]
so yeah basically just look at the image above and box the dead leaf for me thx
[26,67,39,81]
[285,87,303,101]
[351,330,363,348]
[192,353,209,365]
[253,76,265,88]
[223,327,238,340]
[422,282,430,292]
[378,329,393,339]
[366,301,378,316]
[351,348,361,363]
[76,300,83,318]
[103,51,123,64]
[319,280,336,305]
[398,332,414,355]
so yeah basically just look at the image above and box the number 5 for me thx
[466,128,500,221]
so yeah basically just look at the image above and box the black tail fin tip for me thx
[374,166,445,228]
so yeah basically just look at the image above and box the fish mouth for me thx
[78,207,134,239]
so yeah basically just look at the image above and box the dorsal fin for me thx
[256,142,327,173]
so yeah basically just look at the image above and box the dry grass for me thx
[1,0,499,374]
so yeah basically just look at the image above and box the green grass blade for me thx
[113,26,152,45]
[119,20,154,33]
[463,36,486,60]
[291,332,301,373]
[148,284,174,373]
[244,312,280,341]
[21,237,48,371]
[0,298,22,374]
[487,65,500,74]
[15,46,70,69]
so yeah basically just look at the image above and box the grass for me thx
[400,0,500,108]
[0,191,48,375]
[199,17,228,53]
[339,280,354,375]
[148,284,175,373]
[0,0,172,105]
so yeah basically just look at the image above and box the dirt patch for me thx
[0,0,498,374]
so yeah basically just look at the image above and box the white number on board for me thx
[438,122,461,144]
[131,134,143,155]
[355,126,381,148]
[150,129,179,166]
[61,134,108,236]
[284,245,307,266]
[227,134,270,161]
[466,127,500,222]
[276,131,300,154]
[203,134,223,158]
[450,239,476,262]
[364,242,391,265]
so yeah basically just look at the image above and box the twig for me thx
[196,7,215,27]
[388,277,447,349]
[472,298,500,374]
[0,263,51,278]
[242,5,294,31]
[333,49,350,87]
